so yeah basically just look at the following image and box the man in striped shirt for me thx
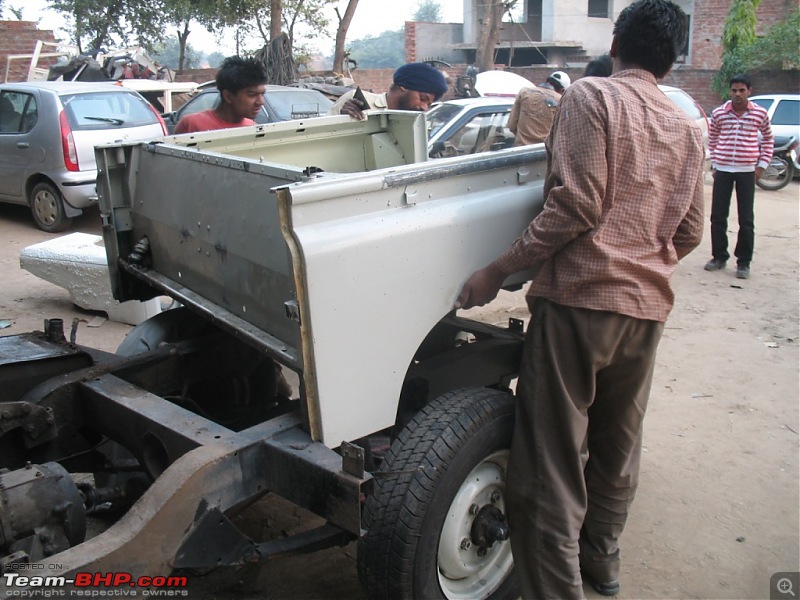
[704,74,774,279]
[455,0,703,597]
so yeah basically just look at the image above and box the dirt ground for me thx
[0,176,798,600]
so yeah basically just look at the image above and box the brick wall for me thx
[174,68,217,84]
[405,22,416,63]
[666,68,800,114]
[691,0,796,70]
[0,21,59,82]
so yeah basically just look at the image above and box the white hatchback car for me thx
[0,81,167,232]
[750,94,800,139]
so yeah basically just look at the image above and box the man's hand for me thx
[755,166,764,181]
[339,98,368,120]
[454,263,507,310]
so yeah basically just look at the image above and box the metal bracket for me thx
[340,441,365,478]
[402,186,418,206]
[0,402,56,441]
[508,318,525,333]
[172,505,259,569]
[284,300,301,324]
[172,505,353,569]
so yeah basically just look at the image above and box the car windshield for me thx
[267,90,332,120]
[426,104,464,139]
[771,99,799,126]
[63,91,157,130]
[750,98,774,111]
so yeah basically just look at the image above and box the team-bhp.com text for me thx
[3,573,188,597]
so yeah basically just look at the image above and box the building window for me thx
[588,0,610,18]
[504,0,527,23]
[676,14,691,63]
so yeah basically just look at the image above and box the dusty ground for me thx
[1,176,798,599]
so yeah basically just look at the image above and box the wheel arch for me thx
[394,312,525,433]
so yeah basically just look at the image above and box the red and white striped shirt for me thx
[709,100,773,172]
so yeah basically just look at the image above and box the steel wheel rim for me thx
[437,450,513,599]
[33,188,58,226]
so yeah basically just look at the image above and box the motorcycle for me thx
[757,135,798,191]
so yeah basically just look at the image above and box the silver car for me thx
[0,81,166,232]
[163,85,333,135]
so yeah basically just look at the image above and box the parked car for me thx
[751,94,800,182]
[426,96,515,158]
[658,84,710,163]
[750,94,800,139]
[0,81,167,232]
[163,85,334,134]
[426,85,708,161]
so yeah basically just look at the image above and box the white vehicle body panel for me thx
[279,151,546,445]
[100,111,547,447]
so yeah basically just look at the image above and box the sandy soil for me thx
[0,177,797,599]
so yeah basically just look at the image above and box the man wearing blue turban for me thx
[328,62,449,119]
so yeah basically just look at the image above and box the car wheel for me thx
[30,181,72,232]
[358,387,518,600]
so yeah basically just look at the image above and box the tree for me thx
[413,0,442,22]
[270,0,281,40]
[149,37,202,70]
[4,4,23,19]
[348,30,404,69]
[714,6,800,99]
[161,0,260,73]
[332,0,358,74]
[721,0,761,51]
[252,0,334,49]
[475,0,513,72]
[49,0,167,53]
[206,51,225,68]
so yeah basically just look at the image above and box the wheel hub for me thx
[470,504,510,550]
[437,450,514,599]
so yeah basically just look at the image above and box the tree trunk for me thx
[475,0,505,72]
[270,0,282,40]
[332,0,359,75]
[177,21,190,74]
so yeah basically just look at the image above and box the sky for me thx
[13,0,465,58]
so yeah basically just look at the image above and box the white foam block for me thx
[20,232,160,326]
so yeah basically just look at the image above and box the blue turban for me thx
[393,62,448,100]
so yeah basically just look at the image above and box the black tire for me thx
[358,388,518,600]
[30,181,72,232]
[757,156,794,191]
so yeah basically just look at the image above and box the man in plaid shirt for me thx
[704,73,774,279]
[455,0,704,597]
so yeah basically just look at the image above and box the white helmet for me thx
[548,71,571,91]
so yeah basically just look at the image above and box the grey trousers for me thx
[507,297,664,600]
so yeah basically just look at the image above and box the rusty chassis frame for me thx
[0,326,370,579]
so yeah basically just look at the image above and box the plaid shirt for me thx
[495,69,705,322]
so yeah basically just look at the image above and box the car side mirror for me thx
[429,140,445,158]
